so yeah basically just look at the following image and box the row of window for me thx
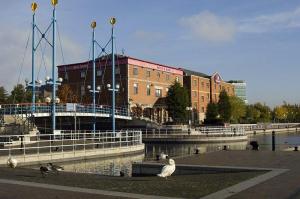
[79,68,121,78]
[193,91,210,101]
[133,83,164,97]
[193,79,210,89]
[133,67,179,82]
[192,102,206,113]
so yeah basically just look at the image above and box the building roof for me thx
[182,68,210,78]
[228,80,246,83]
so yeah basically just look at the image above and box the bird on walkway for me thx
[160,152,169,160]
[157,158,176,179]
[47,163,64,174]
[7,157,18,168]
[40,164,51,177]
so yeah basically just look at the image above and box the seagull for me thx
[47,163,64,174]
[157,158,176,179]
[160,152,169,160]
[7,157,18,168]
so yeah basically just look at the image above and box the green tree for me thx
[205,102,219,123]
[0,86,8,104]
[229,96,246,123]
[218,90,232,123]
[166,81,189,124]
[8,84,32,103]
[57,84,78,103]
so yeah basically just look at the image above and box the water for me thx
[60,131,300,175]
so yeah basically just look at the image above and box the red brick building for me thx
[58,55,183,123]
[183,70,235,123]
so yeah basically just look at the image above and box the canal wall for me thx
[0,144,145,166]
[132,162,269,176]
[245,127,298,135]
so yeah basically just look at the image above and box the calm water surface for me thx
[60,130,300,175]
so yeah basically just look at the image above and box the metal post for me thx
[32,11,36,113]
[51,4,57,134]
[111,20,116,133]
[272,131,275,151]
[92,23,96,133]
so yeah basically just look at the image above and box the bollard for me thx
[253,131,256,135]
[294,146,298,151]
[223,145,228,151]
[156,154,160,161]
[195,148,200,154]
[272,131,275,151]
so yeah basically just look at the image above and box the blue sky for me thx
[0,0,300,107]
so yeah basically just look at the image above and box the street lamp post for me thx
[110,17,116,133]
[91,21,97,132]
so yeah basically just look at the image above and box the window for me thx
[206,83,209,89]
[207,93,210,100]
[80,85,85,96]
[166,74,170,81]
[219,85,222,90]
[155,89,162,97]
[80,71,86,78]
[201,107,205,113]
[146,70,151,78]
[166,88,169,93]
[133,83,138,94]
[193,91,197,98]
[175,76,179,82]
[157,72,160,79]
[201,82,204,88]
[146,84,151,96]
[133,67,138,76]
[115,67,120,75]
[64,72,68,80]
[193,79,197,87]
[201,95,204,102]
[214,84,217,90]
[96,70,102,77]
[193,102,198,109]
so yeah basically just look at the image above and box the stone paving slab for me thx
[174,150,300,199]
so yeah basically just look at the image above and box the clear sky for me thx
[0,0,299,107]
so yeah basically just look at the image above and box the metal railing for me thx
[0,103,130,117]
[141,127,246,138]
[0,130,142,158]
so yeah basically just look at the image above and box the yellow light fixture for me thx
[31,2,38,12]
[51,0,58,6]
[110,17,116,25]
[91,21,97,29]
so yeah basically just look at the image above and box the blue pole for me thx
[52,6,56,133]
[32,12,35,113]
[92,26,96,132]
[111,25,115,133]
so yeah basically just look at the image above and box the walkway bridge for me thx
[0,103,132,120]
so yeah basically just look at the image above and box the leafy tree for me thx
[205,102,219,123]
[218,90,232,123]
[254,103,271,123]
[229,96,246,123]
[273,106,288,122]
[8,84,32,103]
[57,84,78,103]
[166,81,189,124]
[0,86,8,104]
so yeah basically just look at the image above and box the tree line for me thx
[165,82,300,125]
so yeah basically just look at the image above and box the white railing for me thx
[141,127,246,138]
[0,130,142,158]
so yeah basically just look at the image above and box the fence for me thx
[0,103,130,117]
[0,130,142,160]
[141,127,246,138]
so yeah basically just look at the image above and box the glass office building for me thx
[228,80,248,104]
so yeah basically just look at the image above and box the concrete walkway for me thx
[174,150,300,199]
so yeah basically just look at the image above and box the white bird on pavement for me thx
[160,152,168,160]
[157,158,176,179]
[7,157,17,168]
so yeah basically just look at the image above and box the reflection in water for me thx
[145,141,248,160]
[249,131,300,151]
[62,153,144,176]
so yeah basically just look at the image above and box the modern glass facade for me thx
[229,80,248,104]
